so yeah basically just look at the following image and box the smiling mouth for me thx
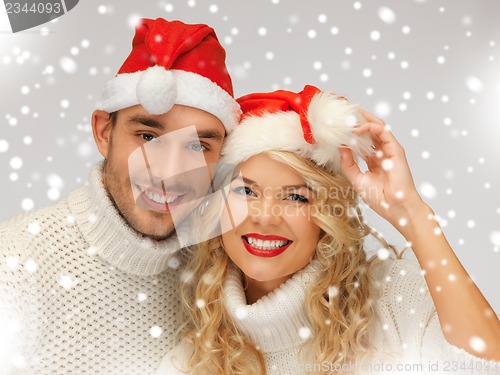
[142,189,183,204]
[241,235,292,258]
[135,185,187,212]
[242,236,292,250]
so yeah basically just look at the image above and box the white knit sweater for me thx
[0,163,186,375]
[159,258,500,375]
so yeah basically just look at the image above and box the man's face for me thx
[95,104,225,240]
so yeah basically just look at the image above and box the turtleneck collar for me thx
[67,162,183,276]
[223,260,322,353]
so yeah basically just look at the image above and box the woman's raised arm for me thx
[339,109,500,361]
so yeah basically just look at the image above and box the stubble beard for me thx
[102,156,176,241]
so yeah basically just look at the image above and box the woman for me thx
[159,86,500,374]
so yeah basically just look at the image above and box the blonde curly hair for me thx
[179,150,402,375]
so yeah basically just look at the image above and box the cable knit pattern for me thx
[0,163,186,375]
[224,260,321,354]
[159,258,500,375]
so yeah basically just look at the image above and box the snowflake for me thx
[21,199,34,211]
[381,159,394,171]
[28,221,41,234]
[328,285,339,298]
[370,31,381,41]
[6,256,19,269]
[150,325,163,338]
[419,182,437,199]
[378,7,396,24]
[298,326,311,340]
[24,259,37,273]
[235,307,248,320]
[58,274,78,289]
[167,256,181,269]
[377,248,390,260]
[59,56,77,74]
[469,336,486,353]
[10,156,23,169]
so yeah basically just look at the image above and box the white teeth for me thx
[166,196,178,204]
[144,190,179,204]
[246,237,289,250]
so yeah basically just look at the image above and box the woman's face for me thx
[221,154,321,286]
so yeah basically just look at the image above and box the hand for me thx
[339,109,426,231]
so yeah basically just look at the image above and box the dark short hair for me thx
[109,111,118,127]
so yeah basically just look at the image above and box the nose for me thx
[143,136,209,184]
[144,140,186,181]
[248,197,283,227]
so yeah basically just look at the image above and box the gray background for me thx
[1,0,499,311]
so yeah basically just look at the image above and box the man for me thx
[0,18,240,374]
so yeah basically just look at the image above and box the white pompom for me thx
[136,66,177,114]
[307,92,374,172]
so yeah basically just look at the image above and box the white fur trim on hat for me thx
[96,66,240,131]
[220,93,373,172]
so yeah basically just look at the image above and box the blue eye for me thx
[186,142,207,152]
[232,186,255,196]
[287,194,308,203]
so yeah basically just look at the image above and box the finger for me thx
[356,124,384,155]
[353,122,401,148]
[339,147,364,186]
[369,134,383,149]
[357,108,385,125]
[365,154,383,172]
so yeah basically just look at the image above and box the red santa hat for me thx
[96,18,240,131]
[220,85,374,172]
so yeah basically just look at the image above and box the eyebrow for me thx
[129,116,163,130]
[129,116,224,140]
[195,130,224,140]
[241,177,310,190]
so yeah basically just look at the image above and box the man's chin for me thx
[126,211,177,241]
[136,225,176,241]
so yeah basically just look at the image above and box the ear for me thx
[92,110,114,158]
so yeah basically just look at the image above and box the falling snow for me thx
[377,248,390,260]
[419,182,437,199]
[465,76,484,93]
[150,325,163,338]
[58,274,78,289]
[378,7,396,24]
[0,0,499,326]
[469,336,487,353]
[59,57,77,74]
[381,159,394,171]
[235,306,248,320]
[0,140,9,152]
[167,256,181,269]
[21,198,34,211]
[374,102,391,117]
[298,326,312,340]
[28,221,41,234]
[370,31,381,41]
[328,285,339,298]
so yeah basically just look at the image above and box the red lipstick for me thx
[241,233,292,258]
